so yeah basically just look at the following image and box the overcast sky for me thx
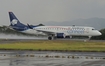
[0,0,105,26]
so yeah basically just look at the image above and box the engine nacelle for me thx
[56,33,65,38]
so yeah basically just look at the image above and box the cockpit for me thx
[92,29,95,30]
[92,28,96,30]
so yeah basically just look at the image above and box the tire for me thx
[48,36,52,40]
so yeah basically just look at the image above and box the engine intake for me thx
[56,33,65,38]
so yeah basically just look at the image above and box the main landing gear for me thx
[48,35,57,40]
[48,36,53,40]
[48,35,55,40]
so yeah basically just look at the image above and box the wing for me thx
[36,30,56,35]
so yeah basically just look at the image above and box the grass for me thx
[0,40,105,52]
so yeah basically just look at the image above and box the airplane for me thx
[8,12,102,40]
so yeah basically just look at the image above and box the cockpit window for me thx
[92,29,95,30]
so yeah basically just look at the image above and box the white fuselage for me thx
[21,26,101,36]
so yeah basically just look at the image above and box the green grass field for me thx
[0,40,105,52]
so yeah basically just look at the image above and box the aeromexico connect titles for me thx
[9,12,102,40]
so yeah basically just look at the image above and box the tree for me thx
[37,24,45,26]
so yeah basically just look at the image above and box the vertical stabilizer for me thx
[8,12,28,31]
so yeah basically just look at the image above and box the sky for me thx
[0,0,105,26]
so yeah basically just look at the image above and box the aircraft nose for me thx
[98,32,102,35]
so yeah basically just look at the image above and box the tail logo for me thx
[11,19,18,25]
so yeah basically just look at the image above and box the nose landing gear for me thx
[88,36,92,40]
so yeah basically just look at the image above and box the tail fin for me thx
[8,12,28,31]
[9,12,26,27]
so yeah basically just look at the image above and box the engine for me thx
[56,33,65,38]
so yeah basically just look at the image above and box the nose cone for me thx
[97,31,102,36]
[93,31,102,36]
[98,32,102,35]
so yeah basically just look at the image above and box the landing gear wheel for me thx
[48,36,52,40]
[88,36,92,40]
